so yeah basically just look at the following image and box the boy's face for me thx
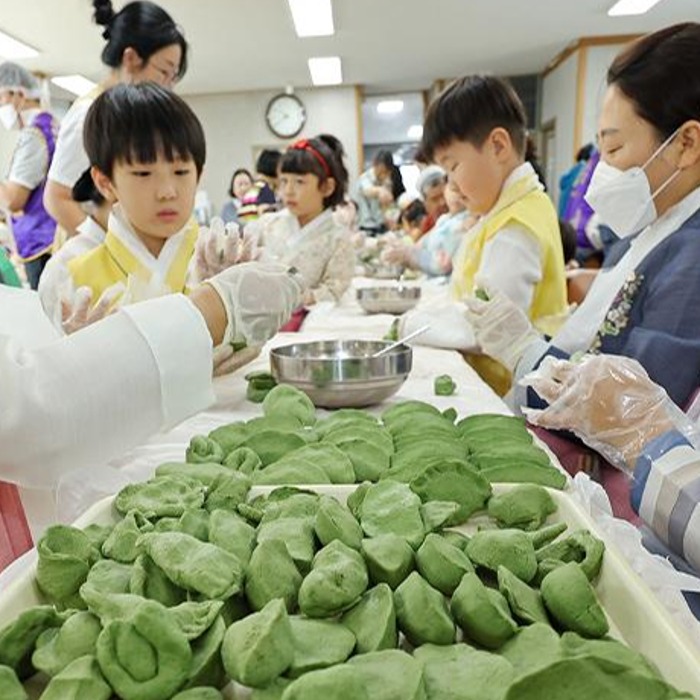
[94,155,199,246]
[434,132,511,216]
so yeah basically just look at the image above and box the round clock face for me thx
[265,94,307,139]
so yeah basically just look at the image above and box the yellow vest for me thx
[67,219,198,304]
[453,180,567,396]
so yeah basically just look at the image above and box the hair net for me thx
[0,62,41,99]
[416,165,447,197]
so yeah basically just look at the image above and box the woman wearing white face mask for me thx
[466,22,700,413]
[0,62,58,289]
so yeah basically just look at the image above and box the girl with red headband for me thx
[250,134,354,318]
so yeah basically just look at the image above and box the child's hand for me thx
[60,283,124,335]
[193,217,259,282]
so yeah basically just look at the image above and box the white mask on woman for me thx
[585,128,681,238]
[0,103,18,131]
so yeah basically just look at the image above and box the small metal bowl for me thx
[270,339,413,408]
[357,286,422,315]
[366,263,403,280]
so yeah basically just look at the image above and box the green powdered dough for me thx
[36,526,100,606]
[169,600,223,640]
[299,540,369,618]
[348,649,426,700]
[497,566,549,625]
[0,665,26,700]
[253,457,331,486]
[332,439,391,481]
[499,623,562,678]
[101,510,153,563]
[138,532,243,599]
[434,374,457,396]
[115,477,206,518]
[362,535,415,589]
[208,422,248,454]
[155,462,232,487]
[415,533,475,596]
[467,529,538,583]
[172,689,223,700]
[186,435,225,464]
[287,617,356,677]
[341,584,397,653]
[82,524,113,551]
[85,559,133,595]
[32,611,101,677]
[487,485,557,531]
[183,616,226,690]
[208,509,256,564]
[418,645,515,700]
[420,501,463,532]
[394,572,455,646]
[223,446,262,475]
[410,461,491,524]
[288,443,356,484]
[243,431,308,467]
[281,665,369,700]
[263,384,316,426]
[540,562,609,638]
[314,496,364,550]
[39,655,112,700]
[204,472,251,512]
[245,539,303,612]
[96,600,192,700]
[129,554,186,607]
[450,573,518,649]
[359,481,425,549]
[256,517,317,573]
[221,599,294,688]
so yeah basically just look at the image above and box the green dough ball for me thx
[359,481,425,549]
[487,485,557,531]
[221,599,294,689]
[497,566,549,625]
[467,529,538,583]
[299,541,369,618]
[499,623,562,679]
[348,649,425,700]
[0,665,26,700]
[281,665,369,700]
[415,533,475,596]
[434,374,457,396]
[40,655,111,700]
[341,584,397,653]
[314,496,364,550]
[263,384,316,427]
[186,435,225,464]
[257,517,317,573]
[394,572,455,646]
[361,535,415,589]
[287,617,356,677]
[245,540,303,613]
[540,562,609,638]
[450,572,518,649]
[208,509,256,564]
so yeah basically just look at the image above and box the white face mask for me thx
[0,103,18,131]
[585,129,681,238]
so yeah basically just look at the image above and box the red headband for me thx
[290,139,331,177]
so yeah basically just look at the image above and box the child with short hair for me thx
[409,75,567,395]
[252,135,354,310]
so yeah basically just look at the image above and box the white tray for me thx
[3,484,700,698]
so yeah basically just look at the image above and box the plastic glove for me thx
[192,217,259,282]
[521,354,699,471]
[381,240,414,267]
[60,282,125,335]
[212,344,262,377]
[207,261,305,346]
[465,289,541,371]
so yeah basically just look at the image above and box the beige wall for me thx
[183,86,361,213]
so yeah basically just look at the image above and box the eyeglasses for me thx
[148,61,180,85]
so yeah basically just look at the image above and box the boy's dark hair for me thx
[421,75,527,162]
[72,168,105,206]
[93,1,188,81]
[228,167,252,197]
[373,150,394,170]
[256,149,282,178]
[608,22,700,140]
[83,82,206,178]
[279,134,348,208]
[559,219,577,264]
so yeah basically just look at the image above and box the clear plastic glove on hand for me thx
[212,344,262,377]
[521,354,699,471]
[193,216,259,282]
[465,288,540,371]
[207,261,305,346]
[60,282,125,335]
[381,240,413,267]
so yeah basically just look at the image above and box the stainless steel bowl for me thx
[365,263,403,280]
[356,286,422,315]
[270,339,413,408]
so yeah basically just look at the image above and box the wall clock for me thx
[265,93,307,139]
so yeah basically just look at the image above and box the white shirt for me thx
[7,109,50,190]
[0,287,214,536]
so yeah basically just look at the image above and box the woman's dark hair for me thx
[421,75,527,162]
[576,143,594,162]
[228,168,253,198]
[83,82,206,177]
[608,22,700,139]
[559,219,577,264]
[373,149,394,171]
[93,1,188,81]
[389,165,405,201]
[256,149,282,178]
[279,134,348,208]
[399,198,427,226]
[72,168,105,205]
[525,134,547,191]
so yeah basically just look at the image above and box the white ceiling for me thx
[2,0,698,97]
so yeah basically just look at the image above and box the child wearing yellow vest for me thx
[419,75,567,395]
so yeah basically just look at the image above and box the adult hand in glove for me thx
[521,354,698,470]
[381,240,413,267]
[212,344,261,377]
[207,261,305,346]
[60,282,125,335]
[192,217,258,282]
[465,289,540,371]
